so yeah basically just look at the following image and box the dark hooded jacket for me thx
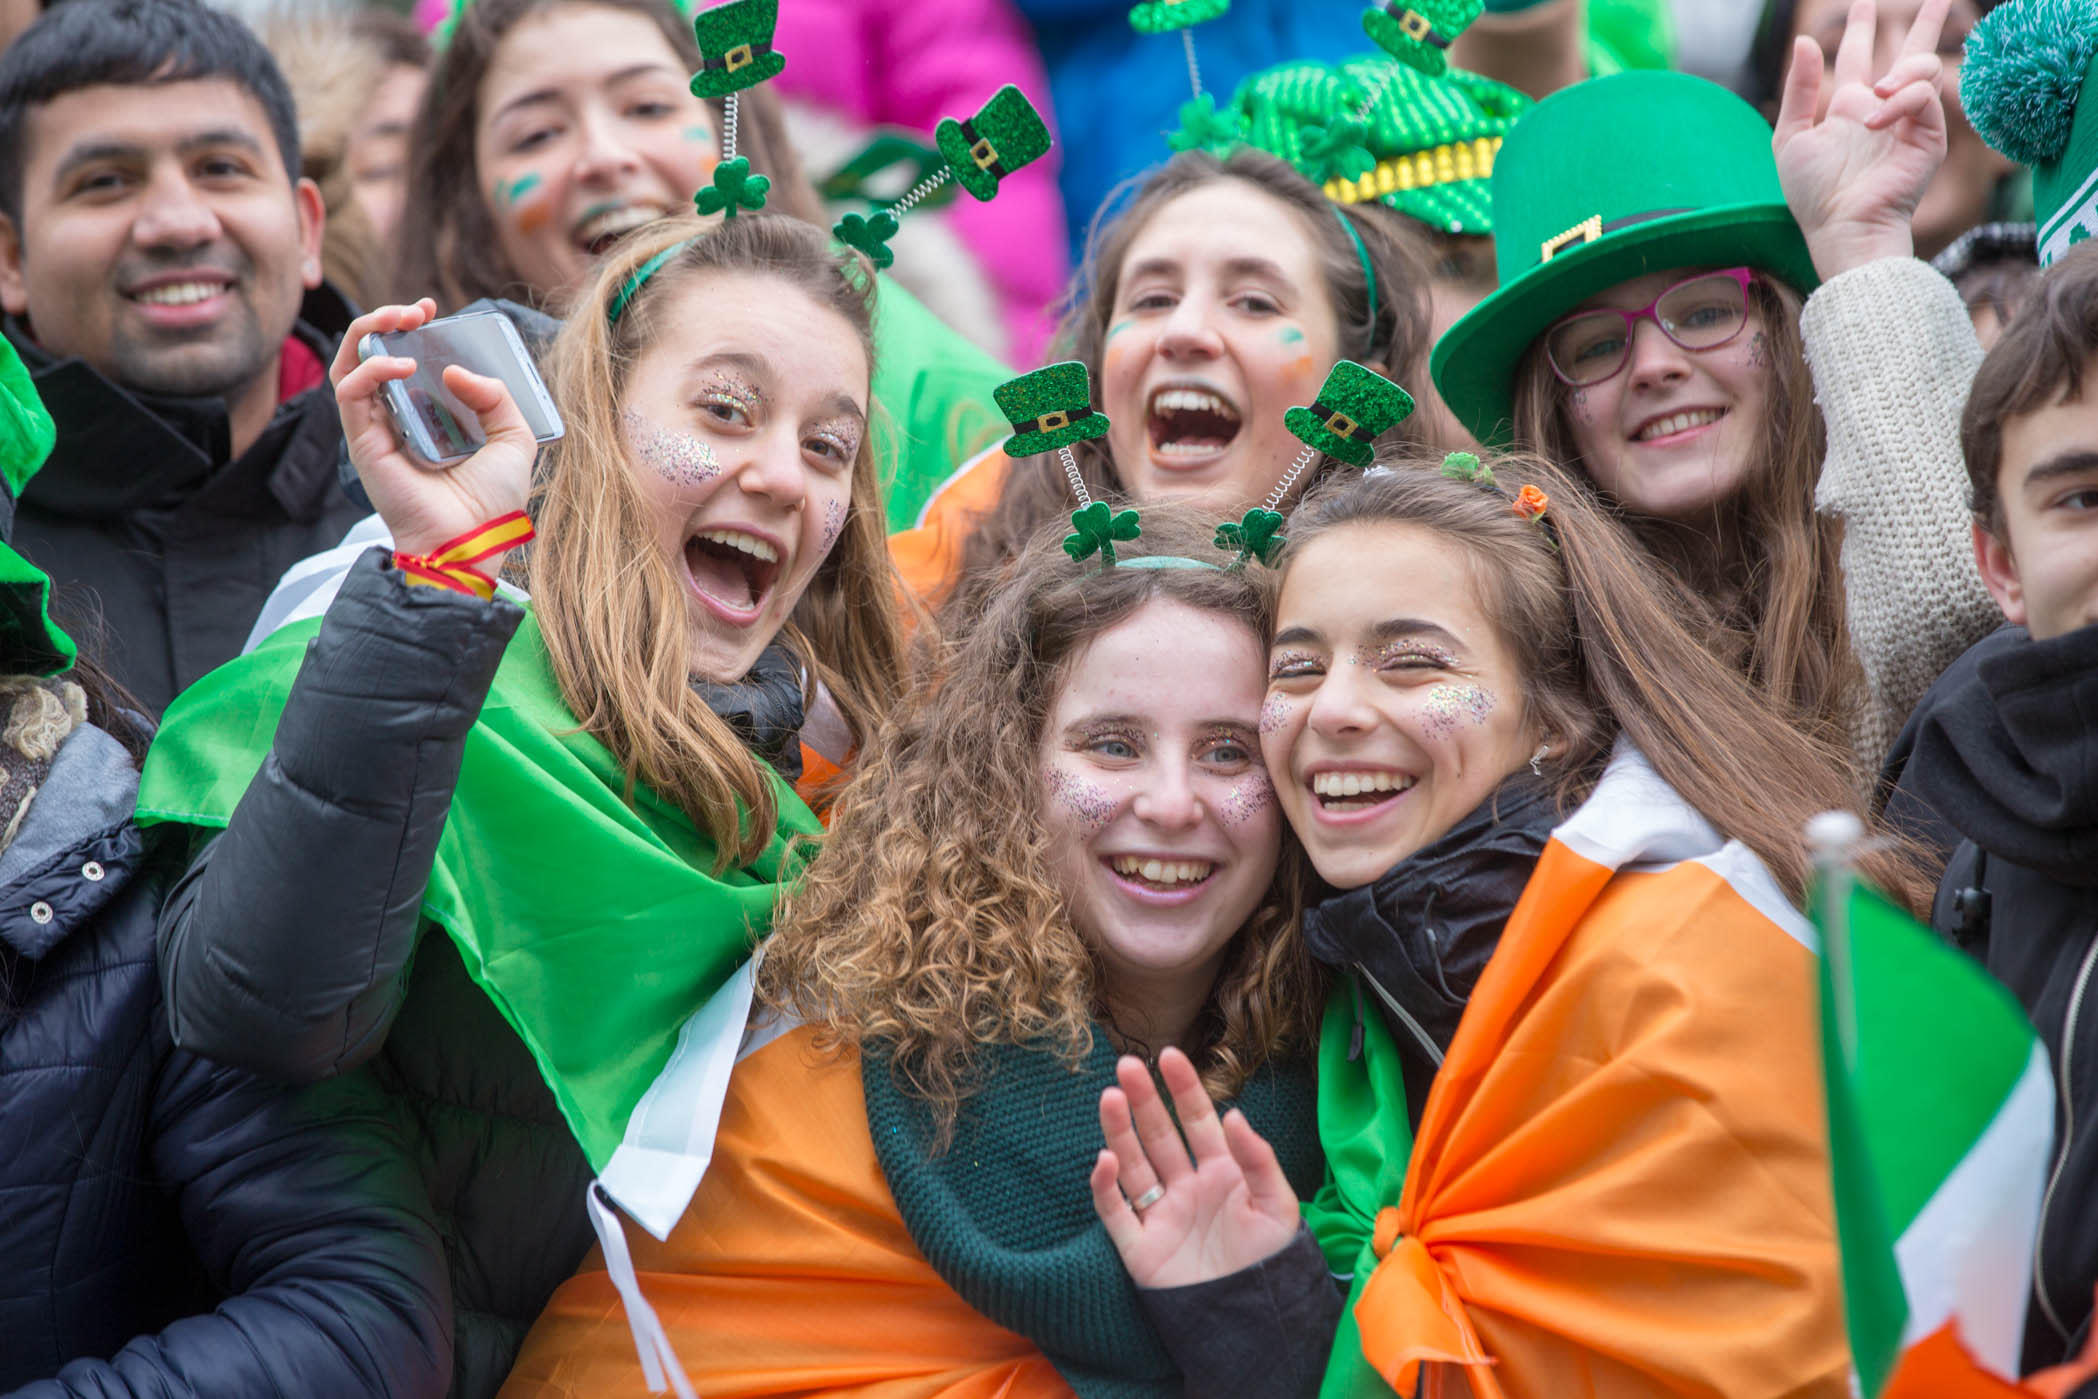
[1905,622,2098,1372]
[5,286,370,713]
[0,708,450,1397]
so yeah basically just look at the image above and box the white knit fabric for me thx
[1804,256,2001,772]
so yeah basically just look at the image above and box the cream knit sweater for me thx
[1803,256,2001,773]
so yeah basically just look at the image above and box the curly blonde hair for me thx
[758,507,1321,1136]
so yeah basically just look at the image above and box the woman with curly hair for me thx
[502,510,1334,1399]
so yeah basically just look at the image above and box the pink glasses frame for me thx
[1543,266,1758,387]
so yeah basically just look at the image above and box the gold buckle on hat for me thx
[1034,410,1070,433]
[724,42,754,71]
[1397,8,1434,40]
[1539,215,1603,263]
[970,137,1001,172]
[1325,411,1359,438]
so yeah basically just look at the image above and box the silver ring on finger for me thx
[1130,1183,1167,1214]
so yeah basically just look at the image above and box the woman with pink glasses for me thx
[1431,0,1997,779]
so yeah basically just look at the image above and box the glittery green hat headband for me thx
[1212,359,1415,569]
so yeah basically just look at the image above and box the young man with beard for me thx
[0,0,367,711]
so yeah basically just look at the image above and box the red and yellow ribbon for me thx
[394,510,535,600]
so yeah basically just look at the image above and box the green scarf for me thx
[863,1034,1324,1399]
[137,607,821,1175]
[1302,978,1418,1398]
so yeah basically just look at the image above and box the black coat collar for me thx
[6,284,352,523]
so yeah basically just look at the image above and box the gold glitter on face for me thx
[1355,638,1459,669]
[1218,771,1274,826]
[1258,692,1294,736]
[1043,765,1117,834]
[1419,681,1497,739]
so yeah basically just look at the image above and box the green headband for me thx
[607,239,695,325]
[1334,205,1379,333]
[1122,555,1224,571]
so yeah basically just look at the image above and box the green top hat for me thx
[1283,361,1415,467]
[0,339,74,677]
[687,0,785,100]
[1128,0,1230,36]
[1362,0,1483,78]
[936,85,1052,202]
[1225,56,1528,237]
[995,361,1110,458]
[1429,70,1818,446]
[1962,0,2098,267]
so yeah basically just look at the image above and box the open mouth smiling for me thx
[1631,407,1726,444]
[573,202,671,258]
[1309,768,1417,815]
[1146,383,1243,465]
[682,525,783,622]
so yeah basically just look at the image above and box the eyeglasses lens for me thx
[1546,273,1750,386]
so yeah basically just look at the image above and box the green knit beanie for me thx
[1962,0,2098,265]
[1210,55,1530,237]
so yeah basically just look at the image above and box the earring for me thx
[1529,742,1549,778]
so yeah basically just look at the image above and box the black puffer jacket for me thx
[156,554,594,1399]
[1,712,451,1397]
[1907,623,2098,1373]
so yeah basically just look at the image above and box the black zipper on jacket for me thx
[1355,961,1445,1069]
[2034,930,2098,1344]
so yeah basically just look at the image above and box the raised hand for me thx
[1089,1047,1301,1289]
[1773,0,1952,278]
[330,299,538,572]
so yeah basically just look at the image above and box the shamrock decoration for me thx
[1064,500,1142,566]
[832,210,900,269]
[694,156,771,218]
[1214,507,1286,568]
[1168,93,1242,154]
[1439,450,1495,487]
[1299,114,1376,182]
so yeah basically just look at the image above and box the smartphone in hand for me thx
[358,309,565,464]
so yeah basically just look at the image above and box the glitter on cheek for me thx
[1258,692,1294,736]
[817,498,844,557]
[1748,331,1771,371]
[623,410,719,488]
[1418,682,1496,740]
[1218,771,1275,826]
[1569,387,1595,423]
[1044,765,1117,834]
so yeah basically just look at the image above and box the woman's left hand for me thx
[1089,1046,1301,1289]
[1774,0,1952,278]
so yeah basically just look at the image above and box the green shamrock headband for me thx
[830,84,1053,269]
[991,362,1218,572]
[1214,359,1415,569]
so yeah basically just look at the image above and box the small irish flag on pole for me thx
[1809,812,2054,1396]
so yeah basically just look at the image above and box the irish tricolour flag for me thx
[1812,814,2053,1395]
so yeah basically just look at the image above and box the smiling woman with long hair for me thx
[142,215,904,1399]
[501,511,1336,1399]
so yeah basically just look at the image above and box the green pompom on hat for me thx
[1961,0,2098,266]
[1362,0,1483,78]
[1222,55,1529,237]
[1283,361,1415,468]
[0,338,75,677]
[1129,0,1230,35]
[687,0,786,99]
[1429,69,1817,446]
[935,85,1052,202]
[995,361,1111,458]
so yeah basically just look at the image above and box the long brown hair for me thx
[1509,274,1862,761]
[529,215,905,868]
[760,508,1323,1136]
[1284,451,1928,911]
[944,149,1434,620]
[393,0,821,311]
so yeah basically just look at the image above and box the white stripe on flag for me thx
[1892,1040,2055,1378]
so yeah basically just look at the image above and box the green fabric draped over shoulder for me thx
[136,607,822,1174]
[869,275,1010,533]
[1303,978,1417,1398]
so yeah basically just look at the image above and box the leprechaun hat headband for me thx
[0,339,75,677]
[1215,55,1529,238]
[995,360,1111,458]
[1961,0,2098,267]
[1429,69,1818,446]
[1363,0,1482,78]
[1214,360,1414,568]
[688,0,784,97]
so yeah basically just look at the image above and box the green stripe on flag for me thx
[1815,869,2048,1394]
